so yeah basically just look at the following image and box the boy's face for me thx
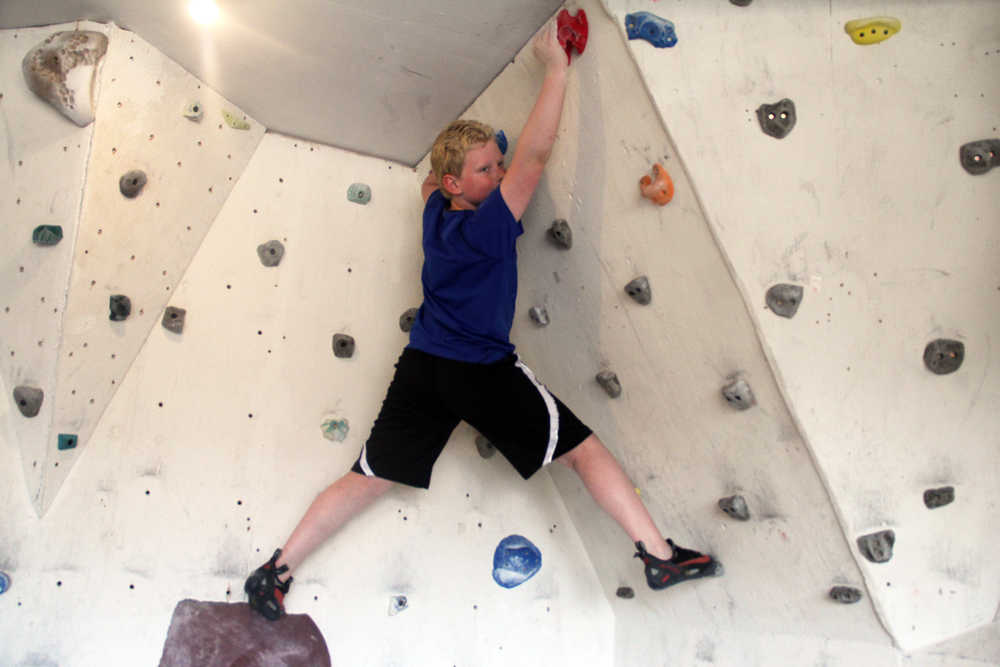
[446,140,505,209]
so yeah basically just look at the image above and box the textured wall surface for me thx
[603,0,1000,654]
[2,1,999,665]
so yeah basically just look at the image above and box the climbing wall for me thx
[3,3,999,666]
[599,0,999,657]
[0,22,613,664]
[2,21,266,517]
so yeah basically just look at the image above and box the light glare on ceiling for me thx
[189,0,220,25]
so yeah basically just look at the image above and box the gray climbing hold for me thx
[625,276,652,305]
[475,435,497,459]
[959,139,1000,175]
[923,339,964,375]
[596,371,622,398]
[58,433,78,450]
[183,101,203,121]
[162,307,186,334]
[347,183,371,205]
[388,595,408,616]
[829,586,863,604]
[722,376,756,410]
[616,587,635,599]
[120,170,147,198]
[22,31,108,127]
[756,99,796,139]
[857,530,895,564]
[399,308,418,333]
[109,294,131,321]
[13,386,44,418]
[730,0,753,6]
[257,240,285,267]
[332,334,355,358]
[548,219,572,249]
[718,495,750,521]
[529,306,550,327]
[924,486,955,509]
[766,284,803,318]
[32,225,63,246]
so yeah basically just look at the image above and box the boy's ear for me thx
[441,174,462,196]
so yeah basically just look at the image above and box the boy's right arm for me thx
[500,19,571,222]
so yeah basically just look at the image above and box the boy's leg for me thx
[245,470,392,620]
[556,434,672,560]
[277,470,393,573]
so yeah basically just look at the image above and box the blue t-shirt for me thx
[407,188,524,363]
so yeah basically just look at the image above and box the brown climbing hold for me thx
[158,599,331,667]
[639,163,674,205]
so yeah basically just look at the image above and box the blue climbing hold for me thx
[0,571,9,594]
[625,12,677,48]
[492,535,542,588]
[495,130,508,155]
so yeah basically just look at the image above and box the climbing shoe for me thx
[245,548,293,621]
[634,539,721,590]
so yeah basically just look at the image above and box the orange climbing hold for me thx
[639,163,674,205]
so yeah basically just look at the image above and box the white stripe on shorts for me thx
[514,357,560,466]
[358,443,375,477]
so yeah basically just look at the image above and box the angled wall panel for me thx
[35,24,265,515]
[603,0,1000,653]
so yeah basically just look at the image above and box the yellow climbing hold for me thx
[844,17,901,45]
[635,487,642,497]
[222,109,251,130]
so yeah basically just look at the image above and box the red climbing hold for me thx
[557,9,588,63]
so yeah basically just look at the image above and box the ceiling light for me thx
[189,0,220,25]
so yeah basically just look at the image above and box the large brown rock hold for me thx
[22,31,108,127]
[158,599,332,667]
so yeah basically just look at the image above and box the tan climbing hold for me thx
[22,31,108,127]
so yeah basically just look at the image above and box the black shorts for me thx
[352,347,592,488]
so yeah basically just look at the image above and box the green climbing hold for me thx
[222,109,251,130]
[32,225,63,246]
[58,433,78,450]
[347,183,372,205]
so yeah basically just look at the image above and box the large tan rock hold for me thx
[22,30,108,127]
[158,599,332,667]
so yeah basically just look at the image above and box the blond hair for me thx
[430,120,495,199]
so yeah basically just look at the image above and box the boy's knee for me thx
[556,434,601,469]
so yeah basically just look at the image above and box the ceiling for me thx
[0,0,564,165]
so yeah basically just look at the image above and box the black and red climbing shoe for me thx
[245,548,293,621]
[634,539,721,590]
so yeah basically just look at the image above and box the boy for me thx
[245,19,719,621]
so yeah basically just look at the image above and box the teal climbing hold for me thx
[32,225,63,246]
[321,416,350,442]
[58,433,78,450]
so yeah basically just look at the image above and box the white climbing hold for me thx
[22,31,108,127]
